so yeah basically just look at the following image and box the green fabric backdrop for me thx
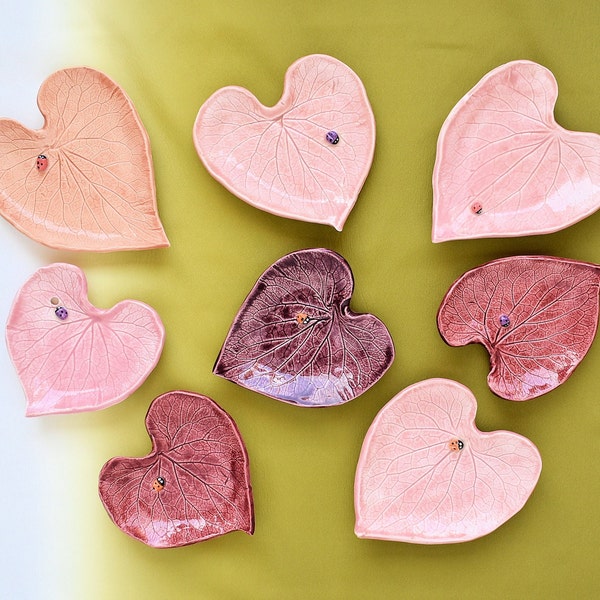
[51,1,600,597]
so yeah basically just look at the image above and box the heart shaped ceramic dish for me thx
[6,263,165,416]
[432,60,600,242]
[437,255,600,400]
[0,67,169,251]
[99,390,254,548]
[194,54,375,230]
[213,248,394,406]
[354,379,542,544]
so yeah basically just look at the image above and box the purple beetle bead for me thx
[55,306,69,320]
[36,154,48,171]
[499,314,510,328]
[326,130,339,145]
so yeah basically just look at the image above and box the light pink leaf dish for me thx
[432,60,600,242]
[0,67,169,251]
[354,378,542,544]
[437,256,600,400]
[98,390,254,548]
[6,263,165,416]
[213,248,394,407]
[193,54,375,230]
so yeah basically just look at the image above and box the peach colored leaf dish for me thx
[0,67,169,251]
[193,54,375,230]
[6,263,165,416]
[354,379,542,544]
[98,390,254,548]
[437,256,600,400]
[213,248,394,406]
[432,60,600,242]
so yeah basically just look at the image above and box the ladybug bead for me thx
[54,306,69,320]
[471,202,483,214]
[326,130,339,145]
[449,439,464,451]
[152,476,165,492]
[36,154,48,172]
[499,315,510,328]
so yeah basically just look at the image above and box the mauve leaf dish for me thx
[193,54,375,230]
[432,60,600,242]
[98,390,254,548]
[437,255,600,400]
[213,248,394,407]
[0,67,169,251]
[6,263,165,416]
[354,378,542,544]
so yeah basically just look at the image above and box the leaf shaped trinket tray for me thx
[194,54,375,230]
[437,255,600,400]
[214,248,394,406]
[0,67,169,251]
[99,390,254,548]
[354,379,542,544]
[432,60,600,242]
[6,263,165,416]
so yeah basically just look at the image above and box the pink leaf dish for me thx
[193,54,375,230]
[213,248,394,407]
[437,255,600,400]
[354,378,542,544]
[0,67,169,251]
[6,263,165,416]
[98,390,254,548]
[432,60,600,242]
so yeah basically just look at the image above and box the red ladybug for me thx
[471,202,482,215]
[152,476,165,492]
[296,313,310,325]
[449,439,464,451]
[36,154,48,172]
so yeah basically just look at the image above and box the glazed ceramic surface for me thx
[437,255,600,400]
[98,390,254,548]
[354,379,542,544]
[6,263,165,416]
[432,60,600,242]
[194,54,375,230]
[0,67,169,251]
[214,248,394,406]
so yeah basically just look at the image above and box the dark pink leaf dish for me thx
[437,256,600,400]
[213,248,394,407]
[432,60,600,242]
[354,378,542,544]
[193,54,375,230]
[6,263,165,416]
[0,67,169,251]
[99,390,254,548]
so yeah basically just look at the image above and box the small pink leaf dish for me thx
[193,54,375,230]
[354,378,542,544]
[6,263,165,416]
[437,256,600,400]
[98,390,254,548]
[0,67,169,251]
[213,248,394,406]
[432,60,600,242]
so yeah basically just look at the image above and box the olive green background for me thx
[22,1,600,598]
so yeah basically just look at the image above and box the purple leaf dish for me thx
[213,248,395,407]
